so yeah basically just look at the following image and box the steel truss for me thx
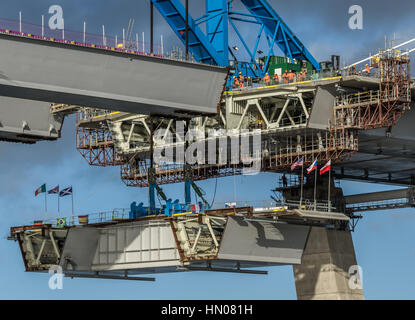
[120,129,358,187]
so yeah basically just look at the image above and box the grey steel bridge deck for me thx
[0,31,228,116]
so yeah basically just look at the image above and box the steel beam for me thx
[185,266,268,275]
[344,188,414,205]
[65,272,156,281]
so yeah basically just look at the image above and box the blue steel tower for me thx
[151,0,319,78]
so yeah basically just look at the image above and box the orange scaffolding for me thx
[76,127,125,167]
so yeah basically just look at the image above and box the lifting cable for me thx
[210,177,218,208]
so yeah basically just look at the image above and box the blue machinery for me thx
[130,166,211,218]
[151,0,319,78]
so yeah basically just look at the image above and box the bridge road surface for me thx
[0,33,228,116]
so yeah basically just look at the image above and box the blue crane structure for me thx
[151,0,319,79]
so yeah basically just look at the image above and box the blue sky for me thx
[0,0,414,299]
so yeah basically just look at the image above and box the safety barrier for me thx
[0,18,166,60]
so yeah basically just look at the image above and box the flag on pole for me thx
[307,159,318,174]
[291,157,304,171]
[35,184,46,196]
[59,186,72,197]
[78,215,89,225]
[56,218,67,228]
[225,202,237,208]
[48,185,59,194]
[320,160,331,175]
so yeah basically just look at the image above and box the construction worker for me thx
[365,64,371,77]
[247,76,252,87]
[238,72,245,84]
[273,73,279,84]
[351,65,357,75]
[282,174,288,188]
[282,70,289,84]
[263,73,271,85]
[297,71,304,82]
[233,76,240,89]
[288,70,296,83]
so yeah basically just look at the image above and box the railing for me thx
[228,67,382,91]
[76,127,113,149]
[335,90,380,107]
[230,72,341,91]
[77,108,115,123]
[31,203,211,228]
[284,199,337,212]
[33,208,129,228]
[32,206,193,228]
[346,198,413,213]
[0,18,168,60]
[26,196,343,228]
[211,199,336,212]
[276,114,308,128]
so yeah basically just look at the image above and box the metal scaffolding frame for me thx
[76,127,125,167]
[334,53,411,130]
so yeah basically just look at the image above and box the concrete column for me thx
[293,226,364,300]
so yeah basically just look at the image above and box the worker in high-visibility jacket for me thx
[288,70,296,83]
[238,72,245,88]
[238,72,245,83]
[273,73,279,84]
[233,76,240,89]
[282,70,289,84]
[300,70,307,82]
[365,64,371,77]
[297,71,304,82]
[263,73,271,85]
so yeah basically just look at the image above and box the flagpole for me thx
[314,165,317,211]
[328,164,331,212]
[300,161,304,208]
[58,194,60,217]
[45,188,47,213]
[71,190,74,216]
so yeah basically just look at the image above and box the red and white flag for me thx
[48,185,59,194]
[306,159,317,174]
[320,160,331,175]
